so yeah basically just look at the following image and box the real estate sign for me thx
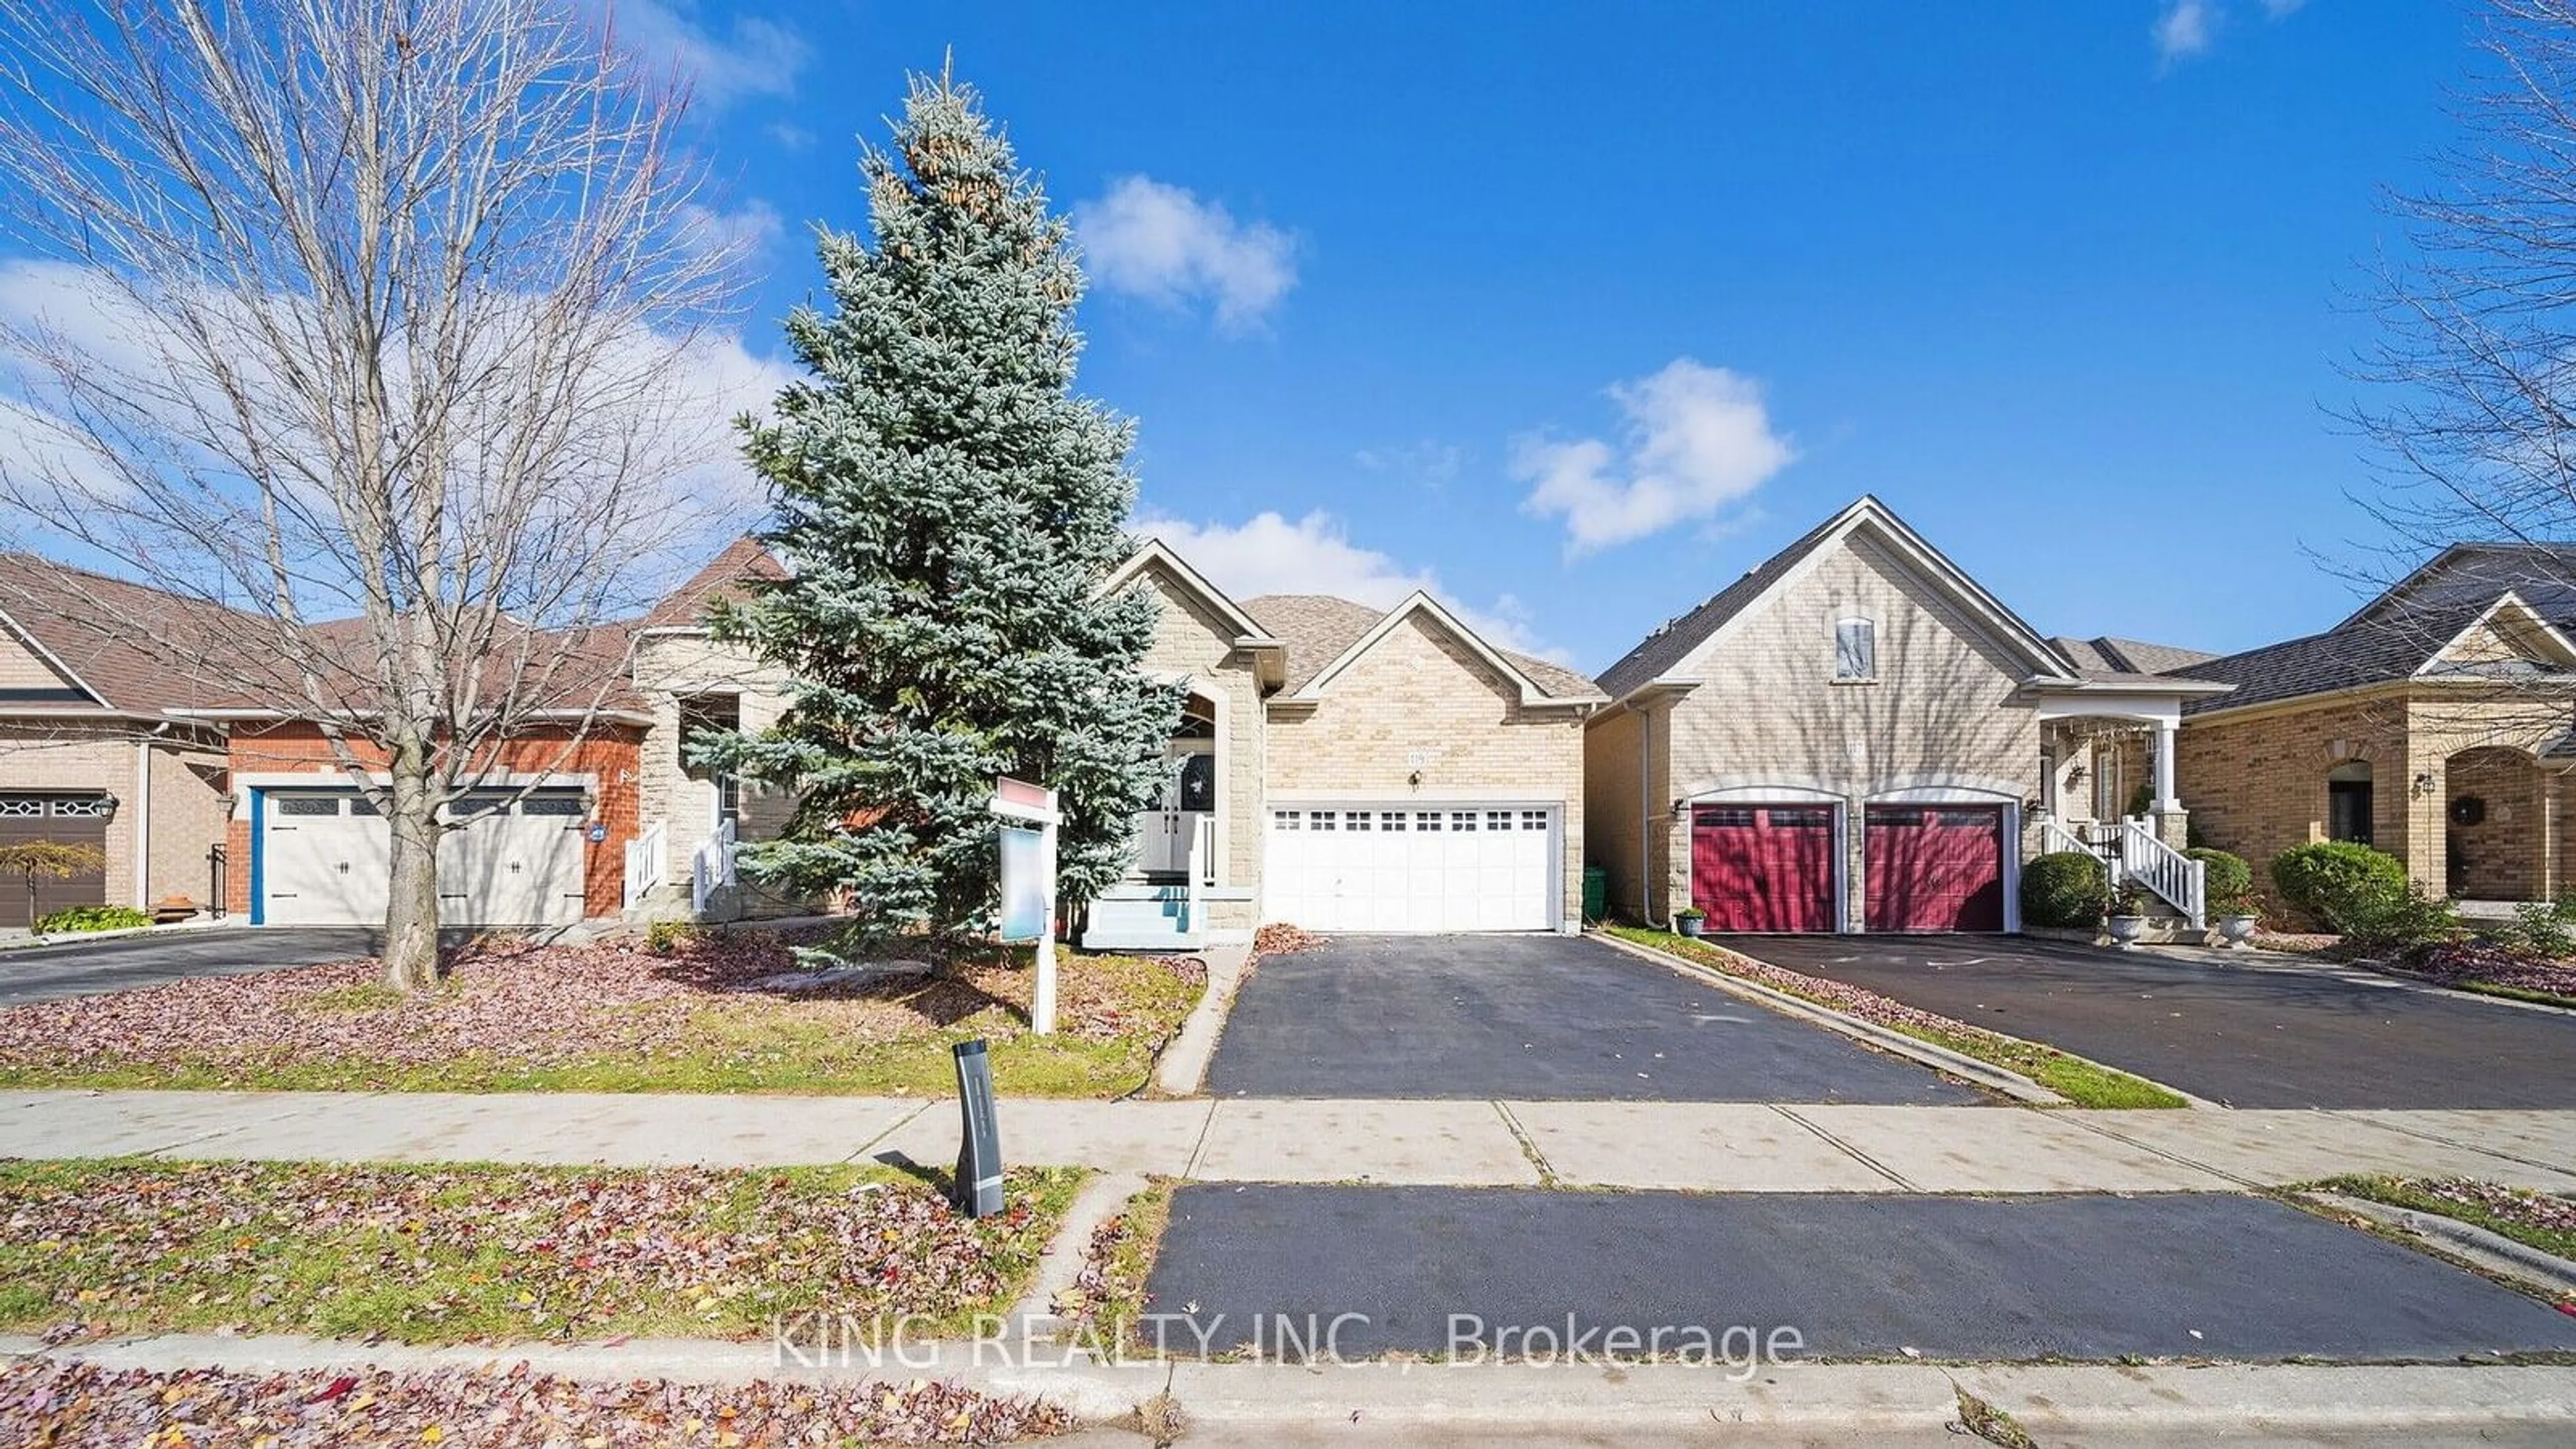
[989,777,1061,1034]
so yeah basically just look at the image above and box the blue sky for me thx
[647,0,2472,673]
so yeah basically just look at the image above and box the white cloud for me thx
[1073,176,1297,331]
[597,0,808,110]
[1510,358,1795,555]
[0,258,794,594]
[765,121,816,152]
[1136,508,1566,662]
[2155,0,2219,64]
[677,197,784,262]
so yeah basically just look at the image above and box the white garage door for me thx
[261,788,587,926]
[1265,805,1556,932]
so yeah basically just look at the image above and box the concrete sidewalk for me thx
[7,1087,2573,1192]
[18,1332,2576,1446]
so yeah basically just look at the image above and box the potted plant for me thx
[2212,888,2261,949]
[1675,907,1707,938]
[2104,881,2152,949]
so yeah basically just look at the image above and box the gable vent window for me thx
[1834,619,1877,682]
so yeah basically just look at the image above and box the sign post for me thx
[989,776,1061,1035]
[950,1039,1004,1218]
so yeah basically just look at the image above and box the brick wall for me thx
[1644,530,2042,928]
[1134,568,1269,894]
[225,721,642,918]
[1583,705,1645,920]
[629,632,797,885]
[2176,688,2573,898]
[0,722,139,907]
[1266,613,1589,928]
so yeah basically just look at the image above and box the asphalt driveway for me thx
[1718,933,2576,1109]
[1148,1184,2576,1361]
[0,926,378,1006]
[1204,933,1982,1103]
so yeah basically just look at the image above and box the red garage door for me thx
[1691,805,1835,932]
[1864,805,2005,932]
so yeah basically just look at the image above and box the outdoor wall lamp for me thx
[2414,771,2438,798]
[2065,763,2088,787]
[97,792,119,819]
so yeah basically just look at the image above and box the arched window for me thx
[2326,760,2373,845]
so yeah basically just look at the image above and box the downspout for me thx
[132,722,170,910]
[1638,703,1664,928]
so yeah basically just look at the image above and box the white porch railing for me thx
[623,819,670,909]
[691,818,738,915]
[2115,816,2206,930]
[2039,814,2204,928]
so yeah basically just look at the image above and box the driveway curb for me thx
[1587,930,2066,1105]
[2304,1189,2576,1298]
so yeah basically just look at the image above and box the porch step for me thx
[1082,885,1202,952]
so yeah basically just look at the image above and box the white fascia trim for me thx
[2033,694,2185,728]
[0,606,111,707]
[237,769,600,790]
[2416,590,2576,676]
[1654,498,2076,692]
[1104,541,1283,646]
[1290,590,1572,706]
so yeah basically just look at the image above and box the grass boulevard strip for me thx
[1601,926,2189,1109]
[0,928,1201,1097]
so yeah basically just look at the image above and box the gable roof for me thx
[2177,547,2576,716]
[637,535,790,630]
[1594,495,2076,702]
[2049,635,2219,678]
[0,553,270,714]
[1243,593,1601,704]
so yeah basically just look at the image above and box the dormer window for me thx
[1834,618,1877,682]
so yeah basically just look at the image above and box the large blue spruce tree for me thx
[708,71,1178,935]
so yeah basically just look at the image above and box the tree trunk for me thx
[381,758,441,991]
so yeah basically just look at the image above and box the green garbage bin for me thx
[1581,865,1607,923]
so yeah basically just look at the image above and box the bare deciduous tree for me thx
[0,0,750,987]
[2344,0,2576,746]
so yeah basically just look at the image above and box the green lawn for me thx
[0,1159,1083,1344]
[1605,926,2188,1110]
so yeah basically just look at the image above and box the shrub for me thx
[2347,882,2463,951]
[33,903,153,934]
[2269,841,2409,934]
[2022,851,2109,928]
[2186,847,2255,914]
[2512,899,2576,961]
[645,918,702,955]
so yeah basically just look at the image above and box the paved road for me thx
[1206,934,1982,1103]
[1717,934,2576,1110]
[0,926,378,1005]
[1148,1183,2576,1362]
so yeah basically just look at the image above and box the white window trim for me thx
[1833,616,1878,684]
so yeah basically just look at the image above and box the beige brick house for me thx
[0,557,235,928]
[1587,497,2229,934]
[1087,541,1605,947]
[2163,545,2576,904]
